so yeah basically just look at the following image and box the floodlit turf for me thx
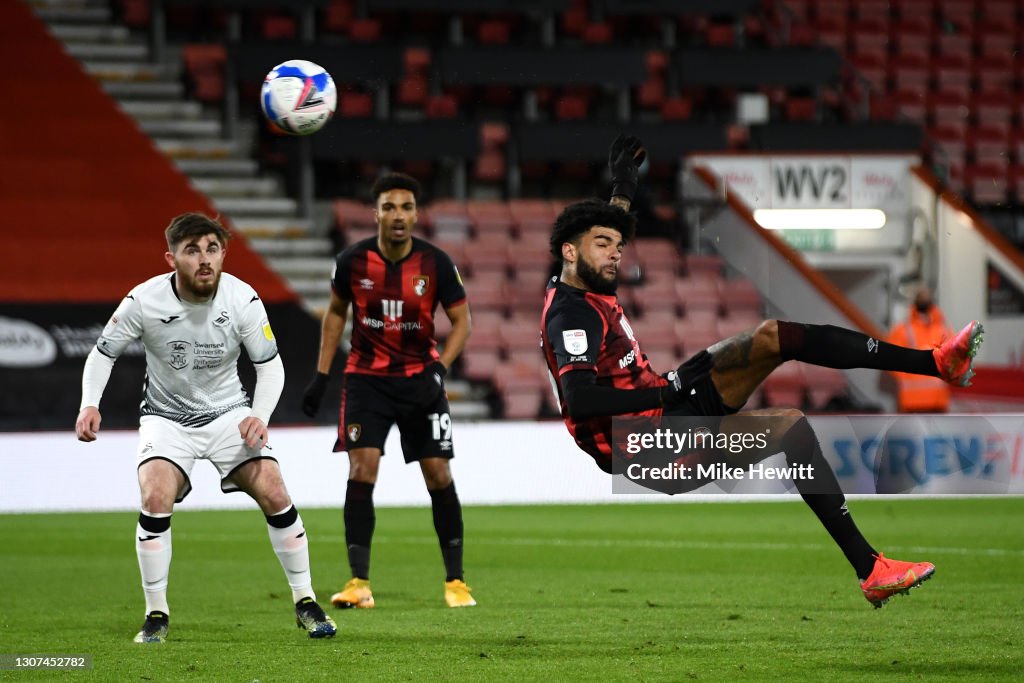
[1,499,1022,681]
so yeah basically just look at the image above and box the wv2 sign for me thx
[772,159,849,207]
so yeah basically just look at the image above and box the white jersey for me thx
[96,271,278,427]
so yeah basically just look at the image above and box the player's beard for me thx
[180,266,220,300]
[577,255,618,295]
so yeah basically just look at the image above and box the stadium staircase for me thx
[30,0,336,315]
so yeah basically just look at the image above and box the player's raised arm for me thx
[607,133,647,212]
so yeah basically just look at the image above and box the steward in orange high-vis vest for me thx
[887,287,952,413]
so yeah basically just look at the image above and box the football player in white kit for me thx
[74,213,336,642]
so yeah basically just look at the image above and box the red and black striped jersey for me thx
[541,278,666,469]
[332,236,466,376]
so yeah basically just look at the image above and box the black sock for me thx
[782,417,877,580]
[344,480,375,580]
[429,482,464,582]
[777,321,939,376]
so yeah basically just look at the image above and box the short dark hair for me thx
[549,199,637,260]
[165,213,231,251]
[371,172,421,201]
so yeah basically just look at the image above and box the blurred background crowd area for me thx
[3,0,1024,428]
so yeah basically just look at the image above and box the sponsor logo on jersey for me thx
[618,348,638,368]
[168,340,190,370]
[159,315,180,324]
[192,341,226,369]
[359,278,374,290]
[382,299,404,321]
[562,329,588,355]
[412,275,429,296]
[213,311,230,327]
[347,424,361,442]
[439,439,452,451]
[360,317,423,331]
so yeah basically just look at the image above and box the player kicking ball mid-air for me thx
[75,213,336,641]
[541,134,985,607]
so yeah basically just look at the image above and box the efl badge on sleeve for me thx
[412,275,429,296]
[562,329,588,355]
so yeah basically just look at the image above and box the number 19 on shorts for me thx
[428,412,452,441]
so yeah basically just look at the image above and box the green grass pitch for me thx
[1,499,1023,681]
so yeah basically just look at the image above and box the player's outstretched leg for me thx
[775,319,983,385]
[133,611,168,643]
[770,412,936,608]
[295,597,337,638]
[860,554,936,608]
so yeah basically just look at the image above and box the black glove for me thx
[660,350,714,409]
[608,133,647,202]
[413,361,447,406]
[301,372,329,417]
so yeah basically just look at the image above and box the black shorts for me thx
[663,374,740,418]
[333,372,455,462]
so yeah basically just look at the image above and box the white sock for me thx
[266,505,315,604]
[136,511,172,616]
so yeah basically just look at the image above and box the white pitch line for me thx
[325,534,1024,557]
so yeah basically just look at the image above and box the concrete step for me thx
[48,24,131,42]
[248,237,334,257]
[174,158,259,177]
[139,118,222,137]
[34,6,111,22]
[191,176,281,198]
[66,42,149,61]
[267,257,336,279]
[32,0,109,7]
[287,278,334,298]
[232,217,315,238]
[84,61,179,81]
[450,401,492,420]
[120,100,204,120]
[155,138,244,159]
[213,197,299,217]
[103,80,185,99]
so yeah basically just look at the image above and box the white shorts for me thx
[137,407,275,502]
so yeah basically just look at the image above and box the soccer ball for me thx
[260,60,337,135]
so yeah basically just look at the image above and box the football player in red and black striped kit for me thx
[541,135,984,608]
[302,173,476,609]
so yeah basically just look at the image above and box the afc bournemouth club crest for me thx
[167,340,191,370]
[347,424,361,443]
[412,275,429,297]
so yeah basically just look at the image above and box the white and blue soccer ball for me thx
[261,60,337,135]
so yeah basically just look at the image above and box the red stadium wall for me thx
[0,0,293,304]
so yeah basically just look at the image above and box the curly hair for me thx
[165,213,231,251]
[371,172,421,201]
[549,199,636,260]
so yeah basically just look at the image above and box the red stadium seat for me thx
[928,91,970,135]
[339,91,373,118]
[891,21,932,60]
[969,128,1010,169]
[965,164,1009,204]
